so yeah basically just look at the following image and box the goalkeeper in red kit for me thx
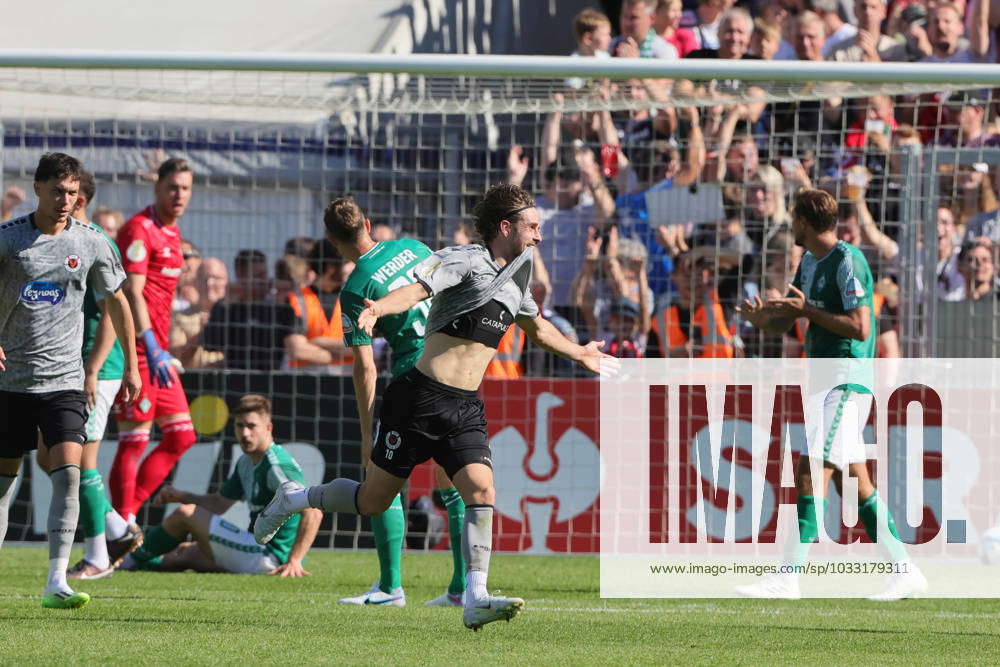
[110,158,197,526]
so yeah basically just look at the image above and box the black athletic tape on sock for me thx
[48,463,81,476]
[465,504,494,510]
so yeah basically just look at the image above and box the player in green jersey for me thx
[315,197,466,607]
[737,188,926,601]
[32,170,142,580]
[120,394,321,575]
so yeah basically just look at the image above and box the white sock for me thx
[46,557,71,594]
[85,535,110,570]
[104,510,129,541]
[287,487,309,512]
[466,571,488,605]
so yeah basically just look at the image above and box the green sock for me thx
[859,491,909,563]
[439,488,466,595]
[372,494,404,593]
[132,525,181,562]
[785,495,827,567]
[78,468,107,539]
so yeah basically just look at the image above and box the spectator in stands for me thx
[937,206,967,300]
[611,0,679,59]
[453,221,477,246]
[809,0,858,57]
[1,185,26,220]
[758,0,797,59]
[283,239,353,374]
[174,240,202,311]
[370,222,397,242]
[958,240,999,299]
[93,206,125,240]
[273,254,316,299]
[572,7,613,57]
[751,18,783,59]
[941,95,1000,147]
[508,144,614,315]
[921,1,991,63]
[744,165,793,246]
[828,0,909,61]
[655,0,698,56]
[843,96,897,156]
[793,10,828,61]
[690,206,756,256]
[612,79,676,148]
[170,256,227,369]
[688,0,735,50]
[283,236,317,259]
[685,7,755,59]
[646,251,735,358]
[951,163,999,231]
[202,250,296,371]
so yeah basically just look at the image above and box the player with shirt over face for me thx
[736,188,927,601]
[320,197,468,608]
[110,158,197,525]
[256,184,617,630]
[0,153,140,609]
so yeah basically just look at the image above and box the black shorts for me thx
[0,390,87,458]
[371,368,491,481]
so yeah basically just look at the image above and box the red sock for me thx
[133,419,196,511]
[110,429,150,519]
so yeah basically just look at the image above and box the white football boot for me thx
[424,591,464,607]
[869,563,928,601]
[735,573,802,600]
[254,480,304,545]
[463,595,525,631]
[338,582,406,607]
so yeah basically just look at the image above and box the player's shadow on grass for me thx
[764,625,999,639]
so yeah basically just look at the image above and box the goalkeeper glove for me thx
[141,329,176,388]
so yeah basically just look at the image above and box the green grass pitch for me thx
[2,546,999,664]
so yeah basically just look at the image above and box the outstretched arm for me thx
[357,282,431,335]
[518,314,618,377]
[153,485,237,515]
[269,508,322,577]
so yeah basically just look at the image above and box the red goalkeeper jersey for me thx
[117,205,183,349]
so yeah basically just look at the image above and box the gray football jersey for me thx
[0,215,126,393]
[413,244,538,336]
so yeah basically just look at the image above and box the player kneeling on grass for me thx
[736,188,926,601]
[254,184,618,631]
[119,395,321,576]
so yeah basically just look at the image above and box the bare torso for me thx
[416,331,498,391]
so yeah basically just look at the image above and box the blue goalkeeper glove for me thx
[141,329,175,388]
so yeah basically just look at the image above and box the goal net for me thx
[3,53,999,557]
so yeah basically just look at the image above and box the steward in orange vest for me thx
[485,326,526,378]
[284,239,353,372]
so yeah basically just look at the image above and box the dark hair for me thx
[233,394,271,419]
[234,249,267,275]
[472,184,535,244]
[34,153,82,184]
[324,197,367,243]
[78,170,96,206]
[284,236,317,259]
[793,188,838,233]
[157,157,193,182]
[308,238,343,276]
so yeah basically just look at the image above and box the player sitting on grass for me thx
[322,196,468,607]
[255,184,617,631]
[120,394,320,576]
[736,188,927,601]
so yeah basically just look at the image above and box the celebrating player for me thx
[0,153,140,609]
[119,394,321,575]
[310,197,467,607]
[255,184,617,630]
[110,158,197,524]
[33,170,144,579]
[736,188,927,601]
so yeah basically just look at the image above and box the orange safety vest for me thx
[485,326,525,378]
[650,291,734,358]
[287,286,352,368]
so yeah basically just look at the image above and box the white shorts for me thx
[85,379,122,443]
[804,388,873,471]
[208,515,280,574]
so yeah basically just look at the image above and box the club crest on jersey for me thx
[126,240,147,263]
[816,275,826,291]
[385,431,402,450]
[64,254,81,273]
[341,313,354,334]
[20,281,65,305]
